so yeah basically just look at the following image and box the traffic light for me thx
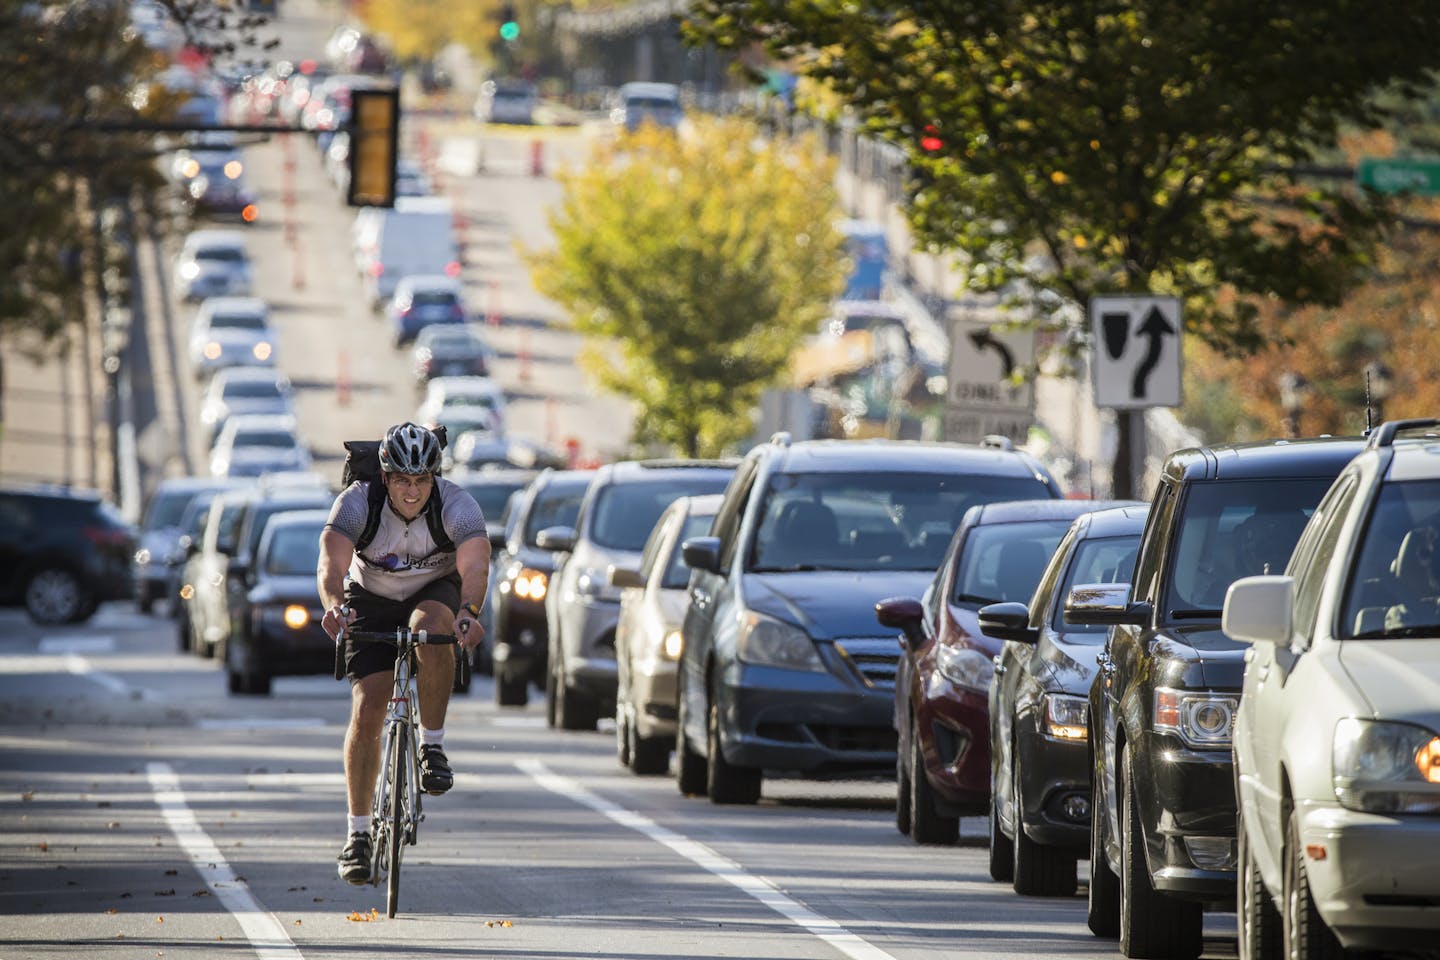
[499,3,519,41]
[348,86,399,208]
[919,124,943,153]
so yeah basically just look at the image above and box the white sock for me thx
[420,727,444,747]
[348,815,368,836]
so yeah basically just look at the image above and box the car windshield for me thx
[263,524,323,576]
[443,394,497,411]
[458,480,528,524]
[196,247,245,263]
[1166,478,1330,617]
[750,472,1054,573]
[1343,479,1440,639]
[524,483,587,546]
[210,312,265,330]
[143,488,198,530]
[232,429,299,449]
[411,291,457,307]
[1053,534,1142,637]
[662,511,715,589]
[225,381,284,399]
[591,476,730,551]
[432,343,483,359]
[952,519,1073,607]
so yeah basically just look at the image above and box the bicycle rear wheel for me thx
[385,726,407,918]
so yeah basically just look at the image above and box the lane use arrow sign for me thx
[1088,296,1182,409]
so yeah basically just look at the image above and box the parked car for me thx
[411,325,491,385]
[489,468,595,707]
[875,498,1114,843]
[209,413,312,478]
[177,486,255,656]
[188,296,275,381]
[678,434,1062,804]
[1067,435,1365,958]
[169,481,254,638]
[0,485,136,624]
[1225,419,1440,959]
[611,81,682,132]
[612,494,722,775]
[225,509,332,695]
[417,376,507,437]
[545,459,737,729]
[474,78,537,125]
[387,274,467,347]
[133,476,244,614]
[174,229,252,302]
[977,503,1147,895]
[199,367,295,448]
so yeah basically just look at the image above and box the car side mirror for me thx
[875,596,925,650]
[227,559,250,582]
[1222,575,1294,646]
[1065,582,1149,626]
[978,601,1038,644]
[535,525,575,552]
[608,564,645,589]
[681,536,722,574]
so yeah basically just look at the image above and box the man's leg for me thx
[412,599,456,794]
[338,670,391,883]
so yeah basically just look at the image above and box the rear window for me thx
[952,520,1074,607]
[195,247,245,263]
[263,523,323,576]
[524,483,588,546]
[210,312,266,330]
[225,381,284,400]
[589,475,732,551]
[662,511,714,588]
[411,291,457,307]
[232,430,299,448]
[143,488,198,530]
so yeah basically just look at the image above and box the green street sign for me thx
[1356,157,1440,195]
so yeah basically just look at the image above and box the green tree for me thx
[686,1,1440,492]
[527,116,847,457]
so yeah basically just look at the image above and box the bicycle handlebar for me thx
[332,624,465,681]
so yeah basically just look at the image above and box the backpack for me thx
[341,425,452,554]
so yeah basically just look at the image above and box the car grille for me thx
[831,637,902,689]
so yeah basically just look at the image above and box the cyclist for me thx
[318,421,491,884]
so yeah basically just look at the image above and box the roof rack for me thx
[770,431,792,447]
[980,435,1015,451]
[1364,418,1440,450]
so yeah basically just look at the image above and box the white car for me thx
[210,413,311,478]
[1224,419,1440,959]
[188,296,275,380]
[199,367,295,447]
[174,230,253,302]
[417,376,507,437]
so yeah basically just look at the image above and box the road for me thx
[0,604,1243,960]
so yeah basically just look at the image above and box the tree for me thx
[356,0,499,66]
[526,116,848,458]
[685,1,1440,492]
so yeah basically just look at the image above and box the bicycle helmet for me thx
[378,422,441,475]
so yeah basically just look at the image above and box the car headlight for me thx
[513,567,548,601]
[936,643,993,692]
[575,568,620,602]
[252,341,272,361]
[282,604,310,629]
[1333,718,1440,814]
[134,548,152,566]
[662,629,683,660]
[203,341,222,360]
[737,612,823,671]
[180,262,200,280]
[1153,688,1237,749]
[1043,693,1088,741]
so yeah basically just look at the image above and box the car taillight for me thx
[444,261,461,277]
[369,262,383,277]
[84,526,131,548]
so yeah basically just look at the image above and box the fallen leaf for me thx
[164,869,178,876]
[105,908,118,915]
[21,791,33,802]
[37,842,47,852]
[156,916,164,924]
[153,890,175,897]
[191,890,210,898]
[120,893,132,899]
[287,886,306,892]
[107,822,121,830]
[293,919,301,926]
[502,920,513,927]
[97,801,111,808]
[312,898,324,903]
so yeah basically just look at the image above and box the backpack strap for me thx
[422,487,453,553]
[354,480,388,554]
[355,480,453,556]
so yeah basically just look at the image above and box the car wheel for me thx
[1087,764,1121,937]
[495,666,528,707]
[1283,808,1345,960]
[138,596,154,615]
[1012,749,1077,896]
[176,605,193,653]
[630,729,669,776]
[988,789,1015,882]
[705,693,760,805]
[556,675,598,731]
[909,717,958,845]
[675,670,707,797]
[615,700,632,768]
[24,567,92,625]
[895,737,913,837]
[544,646,558,728]
[1239,810,1282,960]
[1119,745,1202,959]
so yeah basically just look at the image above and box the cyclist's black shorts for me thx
[342,573,461,681]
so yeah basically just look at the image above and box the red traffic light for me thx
[920,124,943,153]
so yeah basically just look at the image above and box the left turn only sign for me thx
[1089,295,1182,409]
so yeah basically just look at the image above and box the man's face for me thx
[384,471,435,522]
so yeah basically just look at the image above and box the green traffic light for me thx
[499,21,519,41]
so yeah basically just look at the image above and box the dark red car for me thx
[877,498,1130,845]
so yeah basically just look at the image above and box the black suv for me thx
[678,434,1061,803]
[1069,437,1364,959]
[0,485,137,624]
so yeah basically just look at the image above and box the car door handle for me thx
[1255,663,1270,682]
[1097,651,1115,677]
[992,654,1006,675]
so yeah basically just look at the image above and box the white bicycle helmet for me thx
[379,421,441,475]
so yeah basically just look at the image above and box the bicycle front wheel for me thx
[386,726,407,918]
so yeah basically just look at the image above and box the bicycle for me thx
[333,620,470,918]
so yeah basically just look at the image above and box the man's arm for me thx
[318,528,356,641]
[453,534,492,649]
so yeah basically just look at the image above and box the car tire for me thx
[176,605,193,653]
[988,789,1015,883]
[495,666,528,707]
[138,596,154,615]
[544,641,559,728]
[706,695,760,805]
[1119,745,1202,959]
[629,722,669,776]
[1012,750,1077,896]
[556,677,599,731]
[615,701,632,767]
[895,738,913,837]
[675,671,707,797]
[909,717,958,845]
[24,567,93,625]
[1088,764,1121,937]
[1239,810,1282,960]
[1283,808,1345,960]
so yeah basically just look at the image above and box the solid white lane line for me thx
[146,762,305,960]
[63,654,141,697]
[516,759,899,960]
[196,717,327,731]
[39,637,115,654]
